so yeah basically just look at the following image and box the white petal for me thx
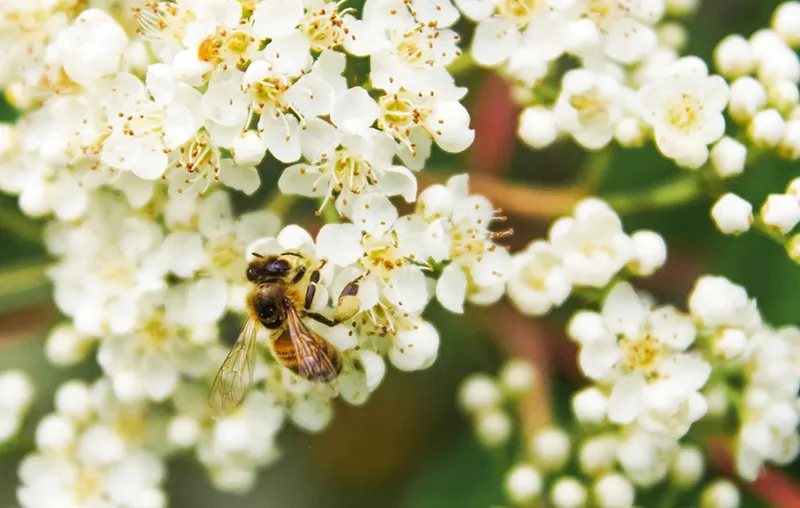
[471,19,520,67]
[436,263,467,313]
[260,114,302,163]
[298,117,340,162]
[578,336,620,380]
[316,224,363,266]
[351,194,398,233]
[277,225,315,250]
[376,165,417,202]
[252,0,304,39]
[162,232,206,277]
[608,374,646,424]
[146,63,176,106]
[263,32,311,76]
[220,160,260,195]
[185,278,228,324]
[602,282,646,337]
[279,163,329,197]
[202,78,249,127]
[332,87,379,133]
[384,265,430,314]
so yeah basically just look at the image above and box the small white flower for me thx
[549,198,634,288]
[773,1,800,47]
[508,240,572,316]
[572,386,608,423]
[476,408,513,447]
[579,435,619,476]
[616,429,676,486]
[637,56,729,162]
[711,193,753,235]
[418,174,512,312]
[578,282,708,436]
[499,358,538,396]
[554,69,623,149]
[688,275,759,330]
[779,119,800,158]
[671,445,705,486]
[54,9,128,86]
[701,479,741,508]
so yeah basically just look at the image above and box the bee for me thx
[209,251,363,418]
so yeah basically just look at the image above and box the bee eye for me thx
[246,266,261,282]
[266,258,291,275]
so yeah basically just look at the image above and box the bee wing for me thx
[284,303,341,391]
[209,317,259,419]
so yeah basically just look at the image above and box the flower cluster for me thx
[507,197,666,316]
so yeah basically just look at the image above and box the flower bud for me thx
[749,109,787,147]
[614,117,647,147]
[567,311,605,345]
[778,119,800,158]
[671,445,705,486]
[787,232,800,261]
[710,137,747,178]
[551,477,588,508]
[35,413,76,452]
[530,427,571,471]
[768,81,800,114]
[714,35,756,78]
[728,77,766,123]
[594,473,635,508]
[711,193,753,234]
[505,464,543,505]
[0,370,34,414]
[168,415,201,449]
[761,193,800,233]
[701,479,741,508]
[55,380,92,421]
[572,387,608,423]
[579,436,618,475]
[773,2,800,47]
[628,230,667,276]
[499,359,538,397]
[714,328,748,360]
[658,23,687,50]
[519,107,558,149]
[476,409,512,448]
[458,374,501,413]
[46,325,92,366]
[666,0,698,16]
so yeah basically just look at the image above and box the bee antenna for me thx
[281,252,304,258]
[251,252,264,258]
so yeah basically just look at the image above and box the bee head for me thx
[246,252,304,283]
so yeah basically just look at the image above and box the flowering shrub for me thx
[0,0,799,506]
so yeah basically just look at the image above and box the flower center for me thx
[620,335,663,374]
[498,0,545,23]
[248,77,290,113]
[198,28,255,69]
[133,2,195,45]
[584,0,628,27]
[570,87,610,127]
[450,222,488,260]
[208,235,245,279]
[75,468,103,501]
[361,233,404,279]
[666,93,703,131]
[303,7,347,51]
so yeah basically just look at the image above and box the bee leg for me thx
[333,274,363,323]
[302,260,327,310]
[291,265,307,285]
[305,312,339,327]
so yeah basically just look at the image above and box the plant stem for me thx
[580,150,612,193]
[604,174,705,215]
[752,218,787,247]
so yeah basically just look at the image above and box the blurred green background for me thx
[1,0,799,506]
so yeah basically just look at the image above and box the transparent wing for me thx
[284,304,341,394]
[209,318,259,419]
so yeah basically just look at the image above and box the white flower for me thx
[459,374,502,413]
[418,174,512,313]
[749,108,787,147]
[389,317,441,371]
[711,193,753,235]
[507,240,572,316]
[554,69,623,149]
[671,445,705,486]
[572,386,608,423]
[530,428,571,470]
[714,35,756,79]
[549,198,634,287]
[728,76,767,123]
[550,477,588,508]
[616,429,676,486]
[688,275,760,330]
[0,370,34,443]
[465,0,569,68]
[316,194,431,323]
[47,195,169,336]
[566,0,664,64]
[637,57,729,162]
[774,1,800,47]
[628,230,667,277]
[53,9,128,87]
[578,282,709,437]
[701,479,741,508]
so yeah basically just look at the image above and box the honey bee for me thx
[209,251,363,418]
